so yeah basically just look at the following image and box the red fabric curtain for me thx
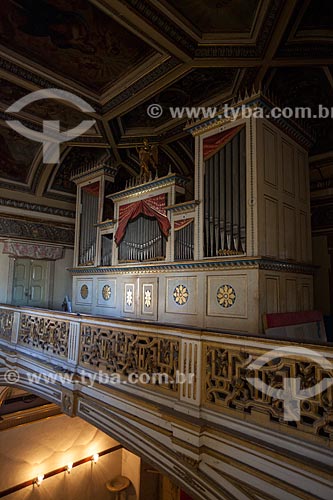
[83,181,100,196]
[115,194,170,245]
[203,125,244,160]
[174,218,194,231]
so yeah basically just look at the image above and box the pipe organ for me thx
[70,92,315,336]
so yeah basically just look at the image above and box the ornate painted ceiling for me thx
[0,0,332,207]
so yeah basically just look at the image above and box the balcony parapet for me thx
[1,304,333,444]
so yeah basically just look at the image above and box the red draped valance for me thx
[203,125,244,161]
[174,218,194,231]
[115,194,170,246]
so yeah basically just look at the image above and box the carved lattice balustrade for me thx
[204,343,333,440]
[18,313,70,359]
[0,305,333,443]
[0,310,13,342]
[79,324,180,394]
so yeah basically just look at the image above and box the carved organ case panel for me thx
[203,125,246,258]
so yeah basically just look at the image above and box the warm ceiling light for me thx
[92,453,99,464]
[36,474,44,487]
[67,462,73,473]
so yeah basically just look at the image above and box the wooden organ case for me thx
[70,92,314,335]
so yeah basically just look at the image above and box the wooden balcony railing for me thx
[1,305,333,443]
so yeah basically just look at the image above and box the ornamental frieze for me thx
[0,216,74,246]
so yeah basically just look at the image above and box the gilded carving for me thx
[18,314,69,358]
[80,284,89,299]
[126,288,133,306]
[217,285,236,308]
[144,289,152,308]
[102,284,112,300]
[173,285,189,305]
[205,345,333,439]
[80,325,179,393]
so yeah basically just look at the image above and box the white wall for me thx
[0,242,10,304]
[52,248,74,310]
[0,414,123,500]
[0,413,142,500]
[122,449,141,500]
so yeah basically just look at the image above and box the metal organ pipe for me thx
[118,215,165,262]
[232,132,240,252]
[239,127,246,253]
[204,127,246,256]
[79,188,99,265]
[174,221,194,261]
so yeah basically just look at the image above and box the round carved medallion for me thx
[102,284,112,300]
[217,284,236,308]
[173,284,189,305]
[80,284,89,300]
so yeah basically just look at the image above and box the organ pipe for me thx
[174,222,194,261]
[204,127,246,256]
[79,188,99,265]
[118,215,166,262]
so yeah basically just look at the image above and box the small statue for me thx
[136,138,158,181]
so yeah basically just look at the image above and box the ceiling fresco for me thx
[0,0,155,91]
[0,125,40,184]
[0,0,331,205]
[0,78,99,133]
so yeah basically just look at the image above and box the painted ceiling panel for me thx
[0,0,155,90]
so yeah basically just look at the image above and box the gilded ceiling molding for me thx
[102,58,181,113]
[123,0,196,54]
[0,57,100,110]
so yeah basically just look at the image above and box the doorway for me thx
[12,259,51,308]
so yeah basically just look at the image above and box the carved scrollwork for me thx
[80,325,179,393]
[0,311,13,341]
[204,344,333,440]
[18,314,69,358]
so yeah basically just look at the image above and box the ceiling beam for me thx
[255,0,298,87]
[103,63,192,120]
